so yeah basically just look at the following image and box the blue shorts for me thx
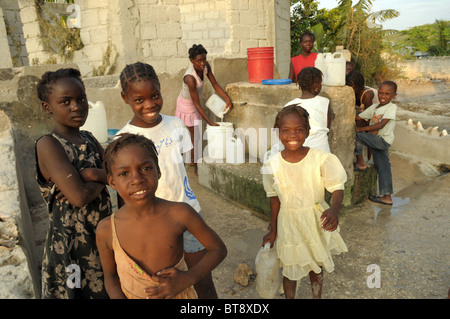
[183,211,205,253]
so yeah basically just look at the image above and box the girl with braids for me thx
[35,68,111,298]
[176,44,233,175]
[96,133,226,299]
[116,62,221,298]
[285,67,332,153]
[261,105,347,299]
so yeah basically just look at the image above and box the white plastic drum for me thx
[322,52,346,86]
[81,101,108,143]
[205,122,233,160]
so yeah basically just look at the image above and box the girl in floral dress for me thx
[35,68,111,298]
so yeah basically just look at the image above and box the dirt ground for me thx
[395,80,450,131]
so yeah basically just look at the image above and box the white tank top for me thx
[179,64,208,100]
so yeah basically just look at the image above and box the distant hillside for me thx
[385,20,450,58]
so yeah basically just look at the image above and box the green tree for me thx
[402,26,434,53]
[333,0,399,85]
[290,0,337,55]
[389,20,450,57]
[290,0,400,85]
[437,20,448,49]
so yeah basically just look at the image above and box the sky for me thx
[315,0,450,30]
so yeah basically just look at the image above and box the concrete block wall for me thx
[4,1,78,66]
[138,0,185,74]
[0,8,14,68]
[1,0,291,78]
[274,0,290,78]
[72,0,116,76]
[0,0,28,66]
[179,0,229,56]
[19,1,43,65]
[392,122,450,165]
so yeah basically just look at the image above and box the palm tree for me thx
[334,0,399,85]
[335,0,399,48]
[435,19,448,52]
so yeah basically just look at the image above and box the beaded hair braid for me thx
[119,62,160,94]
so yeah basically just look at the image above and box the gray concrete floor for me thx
[188,151,450,299]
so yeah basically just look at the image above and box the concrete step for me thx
[198,159,377,220]
[198,160,270,219]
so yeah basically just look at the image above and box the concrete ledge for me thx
[198,161,270,219]
[392,122,450,165]
[198,159,377,220]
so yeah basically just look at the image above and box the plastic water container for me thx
[314,53,327,84]
[255,242,280,299]
[205,122,233,160]
[226,137,245,164]
[247,47,274,83]
[205,94,229,119]
[81,101,108,143]
[323,52,346,86]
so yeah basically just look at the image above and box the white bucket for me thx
[81,101,108,143]
[322,52,346,86]
[206,122,233,160]
[226,137,245,164]
[205,94,229,119]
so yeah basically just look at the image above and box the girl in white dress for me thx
[262,104,348,299]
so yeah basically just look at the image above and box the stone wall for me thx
[0,110,37,298]
[397,57,450,80]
